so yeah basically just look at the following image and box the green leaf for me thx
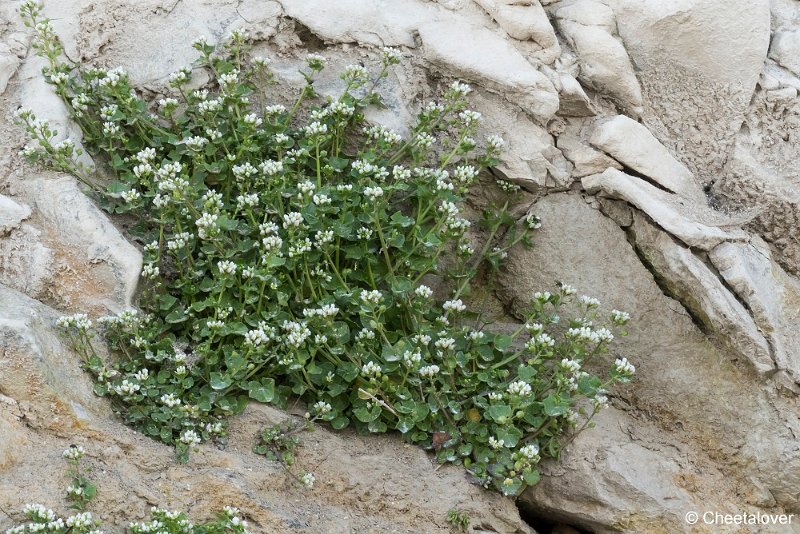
[390,276,413,294]
[331,416,350,430]
[390,211,414,228]
[165,307,187,323]
[246,378,275,403]
[523,469,541,485]
[354,405,382,423]
[487,404,512,423]
[158,294,178,311]
[210,372,232,391]
[543,395,568,417]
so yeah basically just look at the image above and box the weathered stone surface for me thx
[10,176,142,313]
[629,213,775,375]
[710,239,800,383]
[474,0,559,55]
[582,169,748,250]
[0,195,31,236]
[557,132,621,178]
[770,30,800,77]
[418,19,559,122]
[554,1,643,116]
[497,193,800,520]
[589,115,702,200]
[607,0,771,181]
[278,0,433,47]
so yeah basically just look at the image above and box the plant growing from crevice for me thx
[5,447,252,533]
[18,0,635,497]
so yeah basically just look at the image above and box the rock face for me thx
[607,0,771,181]
[2,0,800,532]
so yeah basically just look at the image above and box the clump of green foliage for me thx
[447,508,471,531]
[19,0,634,496]
[5,446,252,533]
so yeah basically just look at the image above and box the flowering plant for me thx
[19,0,634,496]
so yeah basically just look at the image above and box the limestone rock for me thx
[473,0,560,55]
[14,176,142,313]
[711,139,800,277]
[278,0,437,47]
[0,195,31,236]
[607,0,771,181]
[556,72,596,116]
[496,192,800,516]
[769,31,800,77]
[582,169,748,250]
[520,409,701,533]
[557,133,621,178]
[629,213,775,375]
[0,43,22,95]
[554,0,643,116]
[709,239,800,383]
[589,115,702,200]
[418,19,559,122]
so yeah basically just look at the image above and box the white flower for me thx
[142,263,160,279]
[306,53,327,69]
[448,80,472,97]
[342,64,369,83]
[579,295,601,308]
[160,393,181,407]
[419,365,440,378]
[415,285,433,299]
[103,121,120,136]
[198,98,222,113]
[313,194,331,206]
[62,445,85,460]
[195,212,219,239]
[415,132,435,149]
[434,337,456,351]
[121,189,141,203]
[265,104,286,116]
[360,289,383,305]
[301,472,316,488]
[486,134,506,151]
[507,380,532,397]
[304,121,328,137]
[559,284,577,296]
[458,110,481,126]
[519,443,540,459]
[114,380,140,396]
[180,429,201,446]
[232,161,258,180]
[382,46,402,63]
[134,368,150,381]
[313,401,332,415]
[315,229,335,247]
[243,113,262,127]
[614,357,636,377]
[236,192,259,209]
[184,136,208,151]
[488,436,505,450]
[403,350,422,367]
[525,213,542,229]
[217,260,237,275]
[356,227,373,240]
[363,186,384,201]
[560,358,581,374]
[361,361,382,377]
[282,212,304,228]
[219,69,240,88]
[611,309,631,324]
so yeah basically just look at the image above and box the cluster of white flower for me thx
[488,436,505,450]
[282,320,311,348]
[303,303,339,319]
[351,159,388,180]
[313,401,332,415]
[507,380,532,397]
[519,443,540,460]
[142,263,160,279]
[114,380,140,396]
[579,295,601,308]
[525,332,555,352]
[363,185,384,201]
[356,328,376,342]
[166,232,191,251]
[160,393,181,408]
[448,80,472,97]
[261,235,283,254]
[566,326,613,344]
[198,98,222,113]
[613,357,636,377]
[560,358,581,374]
[458,109,481,126]
[360,289,383,305]
[304,121,328,137]
[419,365,440,378]
[611,309,631,324]
[356,227,373,240]
[219,69,240,89]
[300,472,316,489]
[486,134,506,151]
[415,132,435,149]
[434,336,456,352]
[525,212,542,230]
[264,104,286,116]
[180,429,201,446]
[195,212,219,240]
[282,211,304,229]
[403,350,422,367]
[62,445,85,461]
[217,260,237,275]
[364,125,402,145]
[56,313,93,332]
[306,53,327,69]
[442,299,466,314]
[361,361,382,377]
[168,68,191,86]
